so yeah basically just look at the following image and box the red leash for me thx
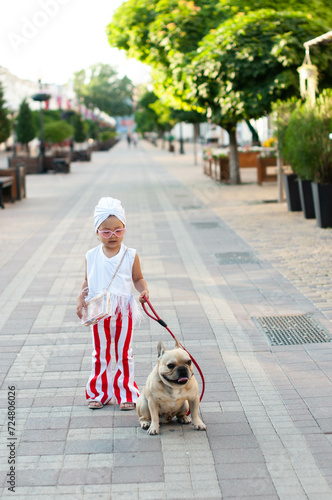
[141,297,205,405]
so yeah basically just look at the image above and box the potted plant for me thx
[272,98,302,212]
[283,90,332,226]
[283,105,316,218]
[309,90,332,228]
[212,150,229,182]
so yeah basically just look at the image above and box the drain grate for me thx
[182,205,202,210]
[253,314,331,345]
[192,222,220,229]
[216,251,261,265]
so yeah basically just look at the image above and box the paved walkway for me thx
[0,140,332,499]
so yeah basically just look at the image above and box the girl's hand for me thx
[139,290,149,303]
[76,293,87,319]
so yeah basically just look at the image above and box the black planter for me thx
[311,182,332,228]
[283,174,302,211]
[298,179,315,219]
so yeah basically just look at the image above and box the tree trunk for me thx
[193,122,200,165]
[245,119,260,145]
[227,124,241,185]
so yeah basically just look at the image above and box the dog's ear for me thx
[157,341,166,358]
[174,339,182,349]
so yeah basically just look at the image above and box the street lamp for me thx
[179,121,185,154]
[12,120,17,158]
[8,112,18,157]
[32,81,50,173]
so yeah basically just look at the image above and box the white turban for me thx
[94,197,126,232]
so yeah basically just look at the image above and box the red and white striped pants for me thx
[85,312,139,404]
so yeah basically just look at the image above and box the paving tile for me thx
[24,417,71,430]
[111,466,164,484]
[17,441,65,456]
[69,416,115,429]
[15,469,59,486]
[113,451,163,468]
[21,429,68,442]
[58,467,111,485]
[219,477,278,497]
[65,440,113,455]
[114,438,162,453]
[216,462,271,480]
[213,448,265,464]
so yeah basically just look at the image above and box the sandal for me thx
[88,400,104,409]
[120,402,136,411]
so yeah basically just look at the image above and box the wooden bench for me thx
[257,155,277,185]
[0,176,14,209]
[9,155,71,174]
[8,156,40,174]
[0,166,26,201]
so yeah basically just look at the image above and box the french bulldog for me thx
[137,340,206,435]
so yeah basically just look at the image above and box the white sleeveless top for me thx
[86,243,143,325]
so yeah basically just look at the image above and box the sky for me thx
[1,0,151,86]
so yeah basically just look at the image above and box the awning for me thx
[304,30,332,48]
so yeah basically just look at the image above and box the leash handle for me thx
[141,297,205,404]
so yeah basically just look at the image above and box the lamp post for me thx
[13,120,17,158]
[32,81,50,173]
[179,121,185,154]
[9,113,18,157]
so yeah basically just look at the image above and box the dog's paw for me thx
[140,420,150,430]
[177,415,191,425]
[192,419,207,431]
[147,425,160,435]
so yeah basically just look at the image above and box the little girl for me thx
[76,197,149,410]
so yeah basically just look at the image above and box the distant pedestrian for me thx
[132,132,138,147]
[126,133,132,147]
[76,197,149,410]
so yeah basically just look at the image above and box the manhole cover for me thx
[253,314,331,345]
[192,222,220,229]
[215,252,261,265]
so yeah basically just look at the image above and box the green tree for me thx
[135,91,159,134]
[107,0,221,64]
[73,114,87,143]
[186,10,331,183]
[74,64,134,117]
[108,0,332,184]
[0,83,11,144]
[134,90,177,136]
[149,99,176,134]
[86,120,99,140]
[43,121,73,144]
[16,99,35,154]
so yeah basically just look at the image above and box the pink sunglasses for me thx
[98,228,126,238]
